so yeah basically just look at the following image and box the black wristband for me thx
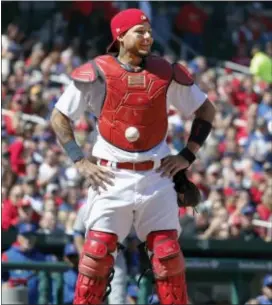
[178,147,196,165]
[188,118,212,146]
[63,140,84,163]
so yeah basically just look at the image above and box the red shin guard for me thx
[147,230,188,305]
[73,230,118,305]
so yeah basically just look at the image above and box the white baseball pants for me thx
[84,167,181,243]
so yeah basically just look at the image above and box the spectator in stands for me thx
[199,206,229,240]
[231,76,260,113]
[246,117,272,172]
[16,198,40,226]
[256,186,272,242]
[22,179,43,214]
[188,56,208,76]
[263,162,272,180]
[1,23,23,63]
[38,210,64,235]
[232,44,251,66]
[2,184,24,230]
[2,223,45,305]
[255,275,272,305]
[37,149,61,190]
[257,89,272,124]
[63,243,79,305]
[174,2,209,54]
[43,198,58,213]
[250,44,272,84]
[238,204,260,240]
[257,186,272,221]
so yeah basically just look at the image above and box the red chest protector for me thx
[71,55,193,152]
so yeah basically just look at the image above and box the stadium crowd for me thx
[1,1,272,304]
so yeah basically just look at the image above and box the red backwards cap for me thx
[107,8,150,53]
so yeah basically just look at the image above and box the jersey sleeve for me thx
[167,80,207,118]
[54,81,87,121]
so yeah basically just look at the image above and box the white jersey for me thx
[55,77,207,163]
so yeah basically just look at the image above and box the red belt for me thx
[98,159,155,171]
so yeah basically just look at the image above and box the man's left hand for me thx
[156,155,190,178]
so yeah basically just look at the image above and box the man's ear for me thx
[116,34,124,43]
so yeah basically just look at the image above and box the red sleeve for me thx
[2,252,8,262]
[9,141,26,176]
[2,200,18,230]
[257,204,271,221]
[4,115,16,135]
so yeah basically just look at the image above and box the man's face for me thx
[10,186,24,203]
[263,285,272,299]
[263,92,272,105]
[41,211,57,230]
[119,22,153,57]
[18,234,37,251]
[18,206,33,222]
[46,150,58,165]
[240,214,253,229]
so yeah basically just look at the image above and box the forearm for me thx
[50,108,85,163]
[50,108,75,146]
[186,99,216,154]
[177,99,215,165]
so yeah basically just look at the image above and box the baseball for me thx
[125,126,140,142]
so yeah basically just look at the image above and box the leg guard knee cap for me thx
[79,230,118,278]
[146,231,188,304]
[147,230,178,251]
[147,230,185,279]
[74,231,118,305]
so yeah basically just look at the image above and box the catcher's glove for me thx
[173,169,201,208]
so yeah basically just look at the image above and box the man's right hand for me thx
[75,158,115,193]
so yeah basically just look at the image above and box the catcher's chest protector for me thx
[95,55,173,152]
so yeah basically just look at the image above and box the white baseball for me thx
[125,126,140,142]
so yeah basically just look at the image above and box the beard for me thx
[135,48,151,58]
[139,51,150,58]
[129,44,152,58]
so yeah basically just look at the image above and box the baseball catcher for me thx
[51,8,215,305]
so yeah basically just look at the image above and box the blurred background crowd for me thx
[1,1,272,304]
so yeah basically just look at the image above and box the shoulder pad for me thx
[172,63,194,86]
[70,61,98,83]
[145,55,173,80]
